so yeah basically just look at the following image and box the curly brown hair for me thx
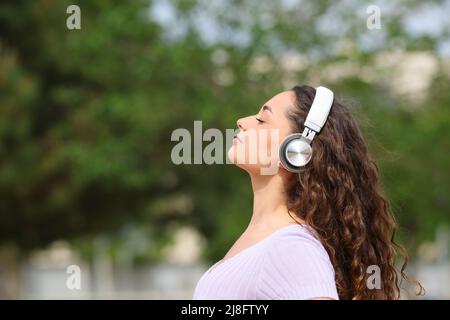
[284,85,424,299]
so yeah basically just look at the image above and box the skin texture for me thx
[227,90,336,300]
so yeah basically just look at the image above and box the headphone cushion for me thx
[279,133,306,172]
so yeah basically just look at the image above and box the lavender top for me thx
[192,224,339,300]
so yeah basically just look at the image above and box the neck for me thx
[247,172,298,232]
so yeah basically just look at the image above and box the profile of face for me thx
[227,90,296,176]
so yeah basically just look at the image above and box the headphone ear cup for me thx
[279,133,313,172]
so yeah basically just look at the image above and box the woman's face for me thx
[228,90,296,175]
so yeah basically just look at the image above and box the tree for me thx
[0,0,448,263]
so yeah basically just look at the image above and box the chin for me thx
[228,145,255,172]
[228,144,279,175]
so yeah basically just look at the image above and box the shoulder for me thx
[271,225,332,263]
[256,224,339,300]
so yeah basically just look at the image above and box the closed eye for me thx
[255,117,264,124]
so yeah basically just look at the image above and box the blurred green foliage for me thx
[0,0,448,263]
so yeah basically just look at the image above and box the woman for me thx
[192,85,422,300]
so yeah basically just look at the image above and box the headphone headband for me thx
[304,86,334,133]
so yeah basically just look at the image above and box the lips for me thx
[233,135,242,143]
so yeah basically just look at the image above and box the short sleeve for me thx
[256,231,339,300]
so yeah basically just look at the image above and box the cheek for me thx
[246,128,281,166]
[244,128,282,162]
[265,129,283,159]
[227,128,286,168]
[241,133,258,163]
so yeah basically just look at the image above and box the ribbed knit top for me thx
[192,223,339,300]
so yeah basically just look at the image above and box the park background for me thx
[0,0,449,299]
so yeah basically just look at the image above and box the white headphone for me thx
[279,86,334,172]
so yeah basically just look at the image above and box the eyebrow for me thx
[262,105,273,113]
